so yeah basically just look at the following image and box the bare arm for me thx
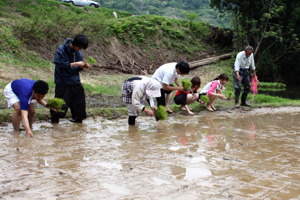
[70,61,90,69]
[174,77,180,86]
[163,83,184,91]
[21,110,33,137]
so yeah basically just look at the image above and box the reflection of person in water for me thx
[203,116,227,148]
[173,123,197,146]
[249,120,256,142]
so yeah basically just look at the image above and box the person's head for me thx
[175,61,190,75]
[190,76,201,89]
[214,73,229,85]
[72,34,89,51]
[32,80,49,101]
[245,46,253,58]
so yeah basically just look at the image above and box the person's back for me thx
[152,62,177,86]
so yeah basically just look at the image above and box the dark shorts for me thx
[174,94,185,105]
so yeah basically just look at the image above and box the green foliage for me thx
[200,95,209,103]
[181,80,192,90]
[257,49,277,82]
[227,91,234,98]
[86,56,96,65]
[47,98,65,110]
[155,106,167,120]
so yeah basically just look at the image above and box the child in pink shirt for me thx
[199,73,230,111]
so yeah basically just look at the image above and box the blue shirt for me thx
[11,79,36,111]
[54,38,83,86]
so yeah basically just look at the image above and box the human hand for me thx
[46,104,60,112]
[144,108,154,116]
[84,63,91,69]
[178,86,185,91]
[237,75,242,82]
[220,94,227,99]
[77,61,86,68]
[151,106,157,111]
[26,131,33,138]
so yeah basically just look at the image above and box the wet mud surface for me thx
[0,107,300,199]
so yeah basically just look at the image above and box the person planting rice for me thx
[174,77,201,115]
[151,61,190,114]
[4,79,53,137]
[122,76,162,125]
[199,73,230,112]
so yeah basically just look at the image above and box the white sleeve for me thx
[149,97,154,107]
[250,54,256,70]
[234,54,241,72]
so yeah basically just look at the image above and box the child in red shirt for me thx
[174,77,201,115]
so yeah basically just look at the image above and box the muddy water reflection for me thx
[0,110,300,199]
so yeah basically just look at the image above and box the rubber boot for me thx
[235,96,240,108]
[241,94,251,106]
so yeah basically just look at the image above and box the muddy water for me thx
[0,108,300,199]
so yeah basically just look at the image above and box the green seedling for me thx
[47,98,66,110]
[227,91,234,99]
[200,95,209,103]
[86,56,96,65]
[181,80,192,90]
[155,106,167,120]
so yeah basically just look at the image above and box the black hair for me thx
[245,46,253,52]
[190,76,201,87]
[176,61,190,74]
[33,80,49,94]
[72,34,89,50]
[213,73,229,81]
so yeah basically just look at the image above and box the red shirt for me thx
[175,88,198,97]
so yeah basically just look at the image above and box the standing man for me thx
[4,79,50,137]
[233,46,256,108]
[152,61,190,113]
[51,34,90,123]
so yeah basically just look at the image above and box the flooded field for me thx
[0,107,300,199]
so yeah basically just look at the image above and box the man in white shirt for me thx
[233,46,256,108]
[152,61,190,113]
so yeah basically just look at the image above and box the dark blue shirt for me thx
[54,38,83,86]
[11,79,36,111]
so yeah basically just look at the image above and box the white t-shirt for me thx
[234,51,256,71]
[151,63,180,86]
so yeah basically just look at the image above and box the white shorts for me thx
[4,82,34,108]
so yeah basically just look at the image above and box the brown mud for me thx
[0,106,299,199]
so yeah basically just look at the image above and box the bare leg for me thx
[165,91,174,113]
[186,93,199,110]
[28,103,35,129]
[211,90,221,110]
[206,95,214,112]
[12,102,22,131]
[211,96,218,111]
